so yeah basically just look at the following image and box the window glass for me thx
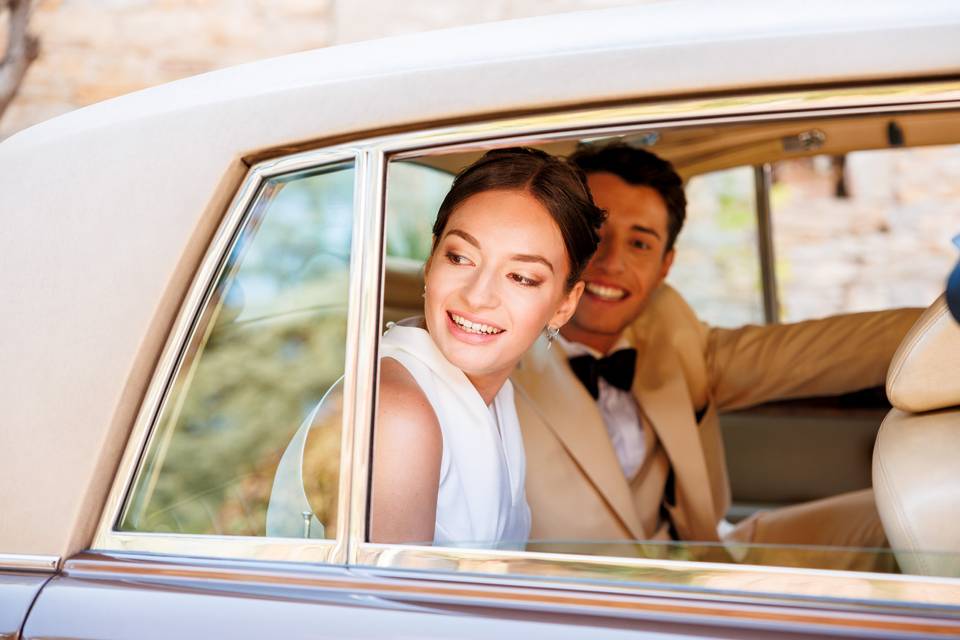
[385,161,454,262]
[772,144,960,321]
[120,162,354,538]
[381,161,453,327]
[368,137,960,588]
[667,166,764,326]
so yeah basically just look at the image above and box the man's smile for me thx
[584,281,630,302]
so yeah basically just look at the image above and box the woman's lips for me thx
[445,310,505,344]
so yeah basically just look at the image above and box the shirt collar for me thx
[556,333,631,359]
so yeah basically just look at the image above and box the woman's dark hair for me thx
[569,142,686,253]
[431,147,605,290]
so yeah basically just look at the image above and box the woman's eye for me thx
[446,252,470,265]
[630,239,651,250]
[509,273,541,287]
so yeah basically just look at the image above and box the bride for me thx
[371,147,604,547]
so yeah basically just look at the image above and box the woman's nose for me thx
[462,267,499,309]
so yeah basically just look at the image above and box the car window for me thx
[771,144,960,321]
[118,162,354,538]
[667,166,765,327]
[367,124,960,590]
[385,161,454,263]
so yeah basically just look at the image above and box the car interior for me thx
[121,107,960,577]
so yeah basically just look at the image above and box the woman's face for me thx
[424,189,584,384]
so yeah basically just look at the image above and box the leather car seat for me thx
[874,294,960,577]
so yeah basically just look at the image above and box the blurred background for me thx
[0,0,659,139]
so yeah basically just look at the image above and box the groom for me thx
[512,144,921,562]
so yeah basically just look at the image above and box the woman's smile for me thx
[446,309,506,344]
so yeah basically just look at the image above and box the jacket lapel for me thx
[514,338,645,540]
[629,327,720,541]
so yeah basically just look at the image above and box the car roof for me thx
[1,0,959,559]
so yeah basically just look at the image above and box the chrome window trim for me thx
[0,554,60,573]
[339,148,388,564]
[355,544,960,610]
[754,162,780,324]
[94,80,960,608]
[96,533,338,564]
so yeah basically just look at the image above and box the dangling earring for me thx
[545,325,560,349]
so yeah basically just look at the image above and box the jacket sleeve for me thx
[705,308,924,412]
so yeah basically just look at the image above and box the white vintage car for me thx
[2,1,960,637]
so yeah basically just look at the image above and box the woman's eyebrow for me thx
[444,229,552,272]
[443,228,480,248]
[512,254,554,273]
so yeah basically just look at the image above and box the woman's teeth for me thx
[585,282,628,300]
[451,313,503,335]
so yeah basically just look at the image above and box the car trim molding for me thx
[65,552,960,637]
[355,543,960,610]
[0,554,60,573]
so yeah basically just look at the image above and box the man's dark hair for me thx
[432,147,606,290]
[569,143,686,253]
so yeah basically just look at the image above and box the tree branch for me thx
[0,0,40,122]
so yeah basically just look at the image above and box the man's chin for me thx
[567,316,632,339]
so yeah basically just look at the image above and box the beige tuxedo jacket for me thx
[512,285,923,544]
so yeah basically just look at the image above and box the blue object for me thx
[948,234,960,323]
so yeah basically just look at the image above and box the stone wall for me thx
[2,0,649,138]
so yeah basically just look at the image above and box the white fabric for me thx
[557,335,647,480]
[381,321,531,548]
[265,388,334,540]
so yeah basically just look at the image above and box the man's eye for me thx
[509,273,541,287]
[630,240,651,250]
[446,252,470,265]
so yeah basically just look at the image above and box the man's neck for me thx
[559,324,621,355]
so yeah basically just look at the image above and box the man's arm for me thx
[705,308,923,412]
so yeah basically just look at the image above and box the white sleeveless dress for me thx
[380,321,531,548]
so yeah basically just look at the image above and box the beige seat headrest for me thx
[886,294,960,413]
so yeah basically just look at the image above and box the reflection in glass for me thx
[120,163,354,537]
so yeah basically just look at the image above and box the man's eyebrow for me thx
[512,254,554,273]
[443,228,480,248]
[631,224,662,239]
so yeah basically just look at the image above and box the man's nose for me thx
[592,236,624,273]
[462,266,500,309]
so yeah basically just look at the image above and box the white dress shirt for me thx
[557,335,647,480]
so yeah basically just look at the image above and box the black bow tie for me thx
[568,348,637,399]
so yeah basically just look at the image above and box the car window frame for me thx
[94,79,960,610]
[94,147,365,564]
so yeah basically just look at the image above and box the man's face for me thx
[564,172,675,348]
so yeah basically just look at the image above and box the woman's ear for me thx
[549,280,585,328]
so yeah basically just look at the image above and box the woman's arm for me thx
[369,357,443,544]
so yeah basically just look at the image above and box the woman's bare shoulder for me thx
[377,357,441,443]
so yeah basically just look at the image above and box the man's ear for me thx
[550,280,585,328]
[659,248,676,281]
